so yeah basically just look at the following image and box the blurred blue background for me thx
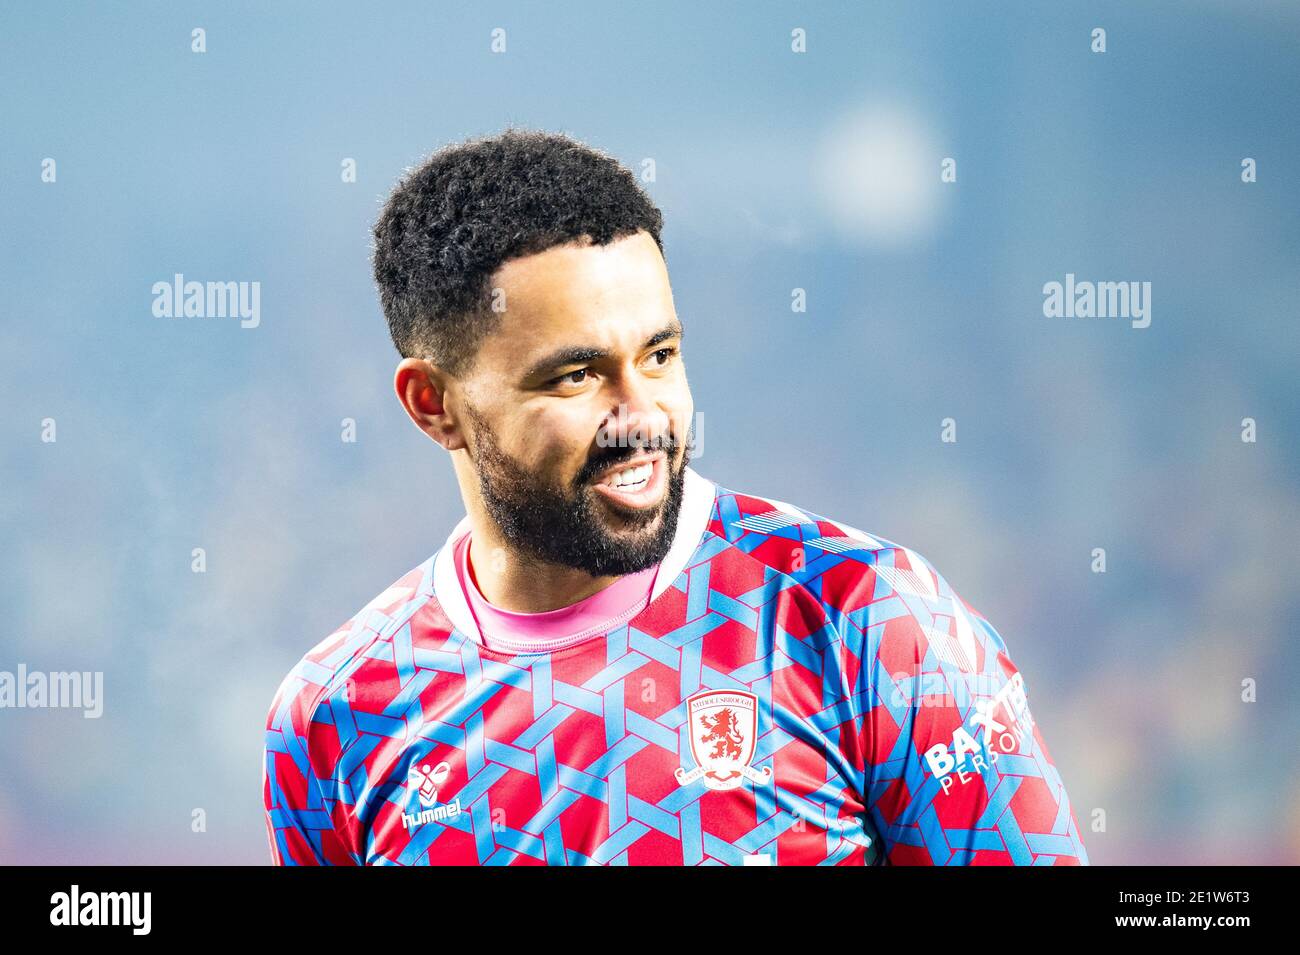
[2,1,1297,864]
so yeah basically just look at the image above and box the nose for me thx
[601,369,671,453]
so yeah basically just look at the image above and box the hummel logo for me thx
[409,761,451,808]
[401,760,462,830]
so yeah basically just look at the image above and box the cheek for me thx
[517,405,597,471]
[665,380,693,435]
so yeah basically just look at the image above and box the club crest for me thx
[674,690,772,791]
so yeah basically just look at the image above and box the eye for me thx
[551,368,589,387]
[648,346,678,366]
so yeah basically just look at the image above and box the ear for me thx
[415,383,439,415]
[394,358,467,451]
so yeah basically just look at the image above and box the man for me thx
[262,128,1089,865]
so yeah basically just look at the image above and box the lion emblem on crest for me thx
[700,707,746,761]
[675,690,773,791]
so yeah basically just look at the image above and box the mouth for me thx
[589,451,668,511]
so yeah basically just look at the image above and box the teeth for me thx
[604,461,653,489]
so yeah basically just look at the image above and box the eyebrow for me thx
[521,321,684,382]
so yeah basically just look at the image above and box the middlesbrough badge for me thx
[675,690,772,791]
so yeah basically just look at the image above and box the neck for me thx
[465,518,622,613]
[449,452,624,612]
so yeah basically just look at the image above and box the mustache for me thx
[579,433,680,484]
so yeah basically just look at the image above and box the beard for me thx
[462,403,690,577]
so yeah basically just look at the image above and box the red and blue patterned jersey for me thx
[262,467,1089,865]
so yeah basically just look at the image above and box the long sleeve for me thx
[262,671,357,865]
[856,546,1089,865]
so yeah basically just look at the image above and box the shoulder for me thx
[264,557,438,739]
[707,480,1003,669]
[707,479,939,591]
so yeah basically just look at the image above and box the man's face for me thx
[455,230,694,577]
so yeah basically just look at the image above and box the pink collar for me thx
[454,529,659,654]
[432,467,719,649]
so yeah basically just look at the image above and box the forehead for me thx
[473,231,675,372]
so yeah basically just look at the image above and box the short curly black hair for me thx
[371,127,665,377]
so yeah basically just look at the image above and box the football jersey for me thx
[262,466,1090,865]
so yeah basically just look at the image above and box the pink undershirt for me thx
[453,529,661,654]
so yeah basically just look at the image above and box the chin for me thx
[595,488,667,521]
